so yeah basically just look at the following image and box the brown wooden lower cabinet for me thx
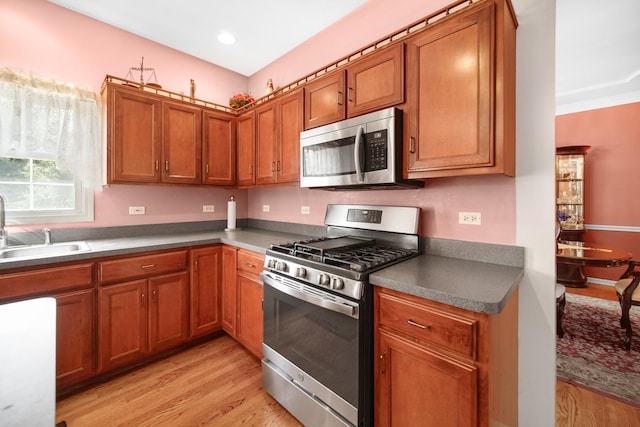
[190,245,222,337]
[98,271,189,372]
[221,246,264,358]
[376,329,478,427]
[55,288,95,388]
[374,286,518,427]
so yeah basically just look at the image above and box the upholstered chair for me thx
[615,261,640,350]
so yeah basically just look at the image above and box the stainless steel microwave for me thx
[299,107,422,189]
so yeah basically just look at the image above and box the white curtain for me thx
[0,68,102,190]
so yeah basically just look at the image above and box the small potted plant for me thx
[229,93,255,109]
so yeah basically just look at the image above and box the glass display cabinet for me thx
[556,145,590,241]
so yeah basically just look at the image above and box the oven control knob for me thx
[331,278,344,290]
[267,259,277,269]
[275,261,288,272]
[318,274,330,287]
[294,267,307,278]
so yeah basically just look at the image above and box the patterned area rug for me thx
[557,293,640,406]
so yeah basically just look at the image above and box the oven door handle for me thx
[262,272,358,318]
[354,125,365,183]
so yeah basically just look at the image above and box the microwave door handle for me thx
[354,126,365,183]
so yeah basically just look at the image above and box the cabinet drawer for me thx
[98,250,188,284]
[0,263,93,301]
[378,290,477,359]
[237,250,264,277]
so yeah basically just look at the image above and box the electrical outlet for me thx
[129,206,145,215]
[301,206,310,214]
[263,204,270,212]
[202,205,214,213]
[459,211,481,225]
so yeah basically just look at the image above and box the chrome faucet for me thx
[0,194,7,249]
[43,228,52,245]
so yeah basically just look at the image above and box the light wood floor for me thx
[56,335,302,426]
[56,284,640,426]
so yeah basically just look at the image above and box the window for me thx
[0,68,101,224]
[0,157,93,223]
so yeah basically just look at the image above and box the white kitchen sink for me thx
[0,241,91,261]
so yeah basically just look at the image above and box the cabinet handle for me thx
[276,160,281,172]
[141,264,156,269]
[155,160,159,171]
[379,353,386,375]
[194,260,199,273]
[348,87,353,102]
[409,137,416,154]
[407,319,431,329]
[205,164,209,175]
[152,289,157,302]
[271,161,276,173]
[337,91,343,106]
[245,262,256,269]
[165,160,169,172]
[141,292,145,304]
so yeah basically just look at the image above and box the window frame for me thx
[0,157,94,225]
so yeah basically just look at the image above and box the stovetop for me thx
[263,204,421,300]
[269,236,418,273]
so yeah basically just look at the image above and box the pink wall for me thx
[249,175,516,243]
[1,0,517,245]
[249,0,452,96]
[0,0,247,100]
[0,0,250,231]
[556,102,640,280]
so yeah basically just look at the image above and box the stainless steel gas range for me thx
[261,204,420,427]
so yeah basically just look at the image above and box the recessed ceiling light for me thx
[217,32,236,45]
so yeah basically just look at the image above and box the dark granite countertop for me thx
[370,254,523,315]
[0,222,523,315]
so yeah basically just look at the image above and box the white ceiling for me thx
[48,0,367,77]
[556,0,640,113]
[49,0,640,113]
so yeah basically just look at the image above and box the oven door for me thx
[261,271,369,427]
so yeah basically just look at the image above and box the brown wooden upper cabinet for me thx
[104,83,202,185]
[256,89,303,184]
[236,110,256,186]
[203,110,236,186]
[162,100,202,184]
[304,43,405,129]
[104,82,236,186]
[406,0,516,178]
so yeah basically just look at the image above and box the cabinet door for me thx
[148,271,189,352]
[236,111,256,186]
[406,2,493,176]
[236,274,263,358]
[108,86,162,183]
[162,101,202,184]
[376,330,477,427]
[255,102,279,184]
[56,289,95,388]
[304,70,346,129]
[203,110,236,185]
[278,89,303,183]
[98,279,147,372]
[221,246,237,335]
[347,43,404,118]
[190,246,222,337]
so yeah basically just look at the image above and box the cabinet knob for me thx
[165,160,169,172]
[409,137,416,154]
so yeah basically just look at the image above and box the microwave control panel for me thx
[366,129,388,171]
